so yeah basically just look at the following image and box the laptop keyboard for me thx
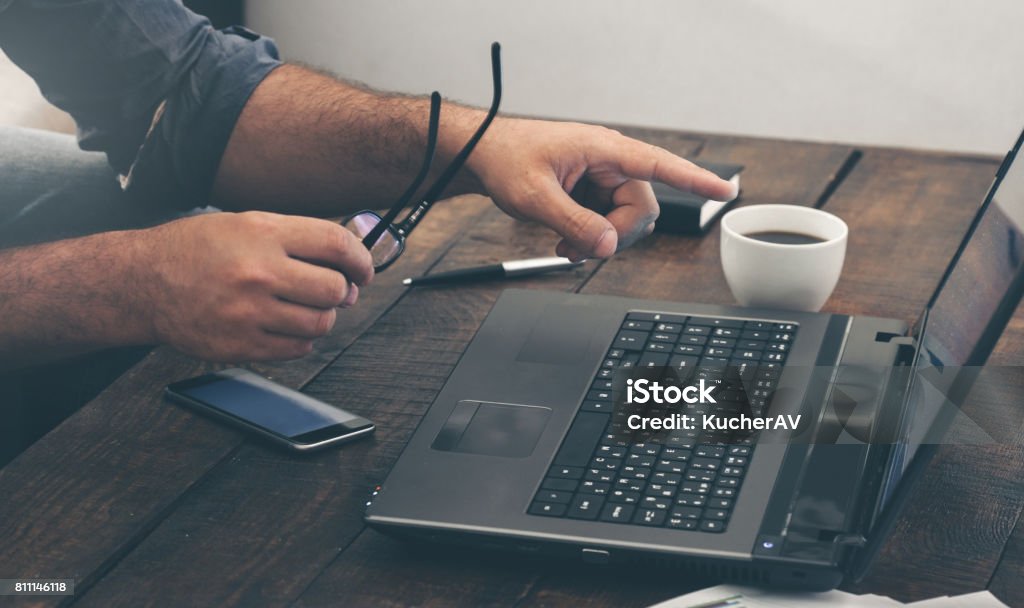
[528,311,797,533]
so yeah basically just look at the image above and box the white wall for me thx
[246,1,1024,155]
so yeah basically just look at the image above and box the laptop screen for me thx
[890,130,1024,487]
[923,137,1024,368]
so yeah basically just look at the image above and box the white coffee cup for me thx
[720,204,848,312]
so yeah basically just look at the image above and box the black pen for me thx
[402,256,584,287]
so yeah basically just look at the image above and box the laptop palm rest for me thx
[432,401,551,458]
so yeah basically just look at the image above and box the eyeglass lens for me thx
[344,212,403,270]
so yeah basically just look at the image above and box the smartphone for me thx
[165,368,374,452]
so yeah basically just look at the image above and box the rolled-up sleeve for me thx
[0,0,281,209]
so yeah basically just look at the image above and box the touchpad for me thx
[432,401,551,458]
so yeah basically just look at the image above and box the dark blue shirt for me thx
[0,0,282,208]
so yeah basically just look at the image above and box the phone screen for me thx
[171,371,370,443]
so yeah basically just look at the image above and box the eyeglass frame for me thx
[344,42,503,272]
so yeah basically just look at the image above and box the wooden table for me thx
[3,127,1024,607]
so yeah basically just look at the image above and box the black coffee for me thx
[744,230,826,245]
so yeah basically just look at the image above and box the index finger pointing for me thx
[600,136,739,202]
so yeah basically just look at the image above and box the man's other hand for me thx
[145,212,374,361]
[468,118,739,262]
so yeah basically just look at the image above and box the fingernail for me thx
[341,284,358,308]
[594,228,614,256]
[727,181,740,201]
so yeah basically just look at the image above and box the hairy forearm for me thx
[212,64,486,215]
[0,232,154,370]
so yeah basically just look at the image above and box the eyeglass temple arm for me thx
[395,42,502,236]
[362,91,442,249]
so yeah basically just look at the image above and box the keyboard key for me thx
[655,322,683,333]
[712,328,739,338]
[741,330,770,340]
[666,517,699,530]
[675,344,703,356]
[651,471,683,485]
[615,330,648,350]
[607,348,625,359]
[738,340,766,350]
[676,495,706,508]
[695,445,725,458]
[646,341,672,352]
[609,488,642,504]
[745,321,774,330]
[567,495,605,520]
[728,446,751,456]
[634,508,667,526]
[685,471,716,483]
[645,484,676,498]
[541,477,578,492]
[536,490,573,503]
[767,342,790,353]
[600,502,635,523]
[639,353,669,368]
[579,481,611,495]
[703,508,730,520]
[774,323,797,332]
[706,347,733,357]
[548,465,584,479]
[708,498,734,510]
[683,325,709,336]
[678,334,707,345]
[687,317,744,328]
[529,501,567,517]
[622,320,654,331]
[587,389,614,401]
[641,496,671,510]
[700,519,726,533]
[590,456,622,470]
[627,312,687,324]
[585,469,616,483]
[670,506,703,520]
[771,332,793,342]
[709,337,737,348]
[680,481,711,495]
[650,332,676,342]
[581,400,614,413]
[655,460,686,474]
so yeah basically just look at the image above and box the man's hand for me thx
[467,118,739,262]
[145,212,373,361]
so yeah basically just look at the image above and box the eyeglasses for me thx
[343,42,503,271]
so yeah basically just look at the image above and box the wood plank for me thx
[72,135,707,607]
[0,195,493,607]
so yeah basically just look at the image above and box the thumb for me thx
[529,180,618,261]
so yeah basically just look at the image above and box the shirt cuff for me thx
[122,26,282,211]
